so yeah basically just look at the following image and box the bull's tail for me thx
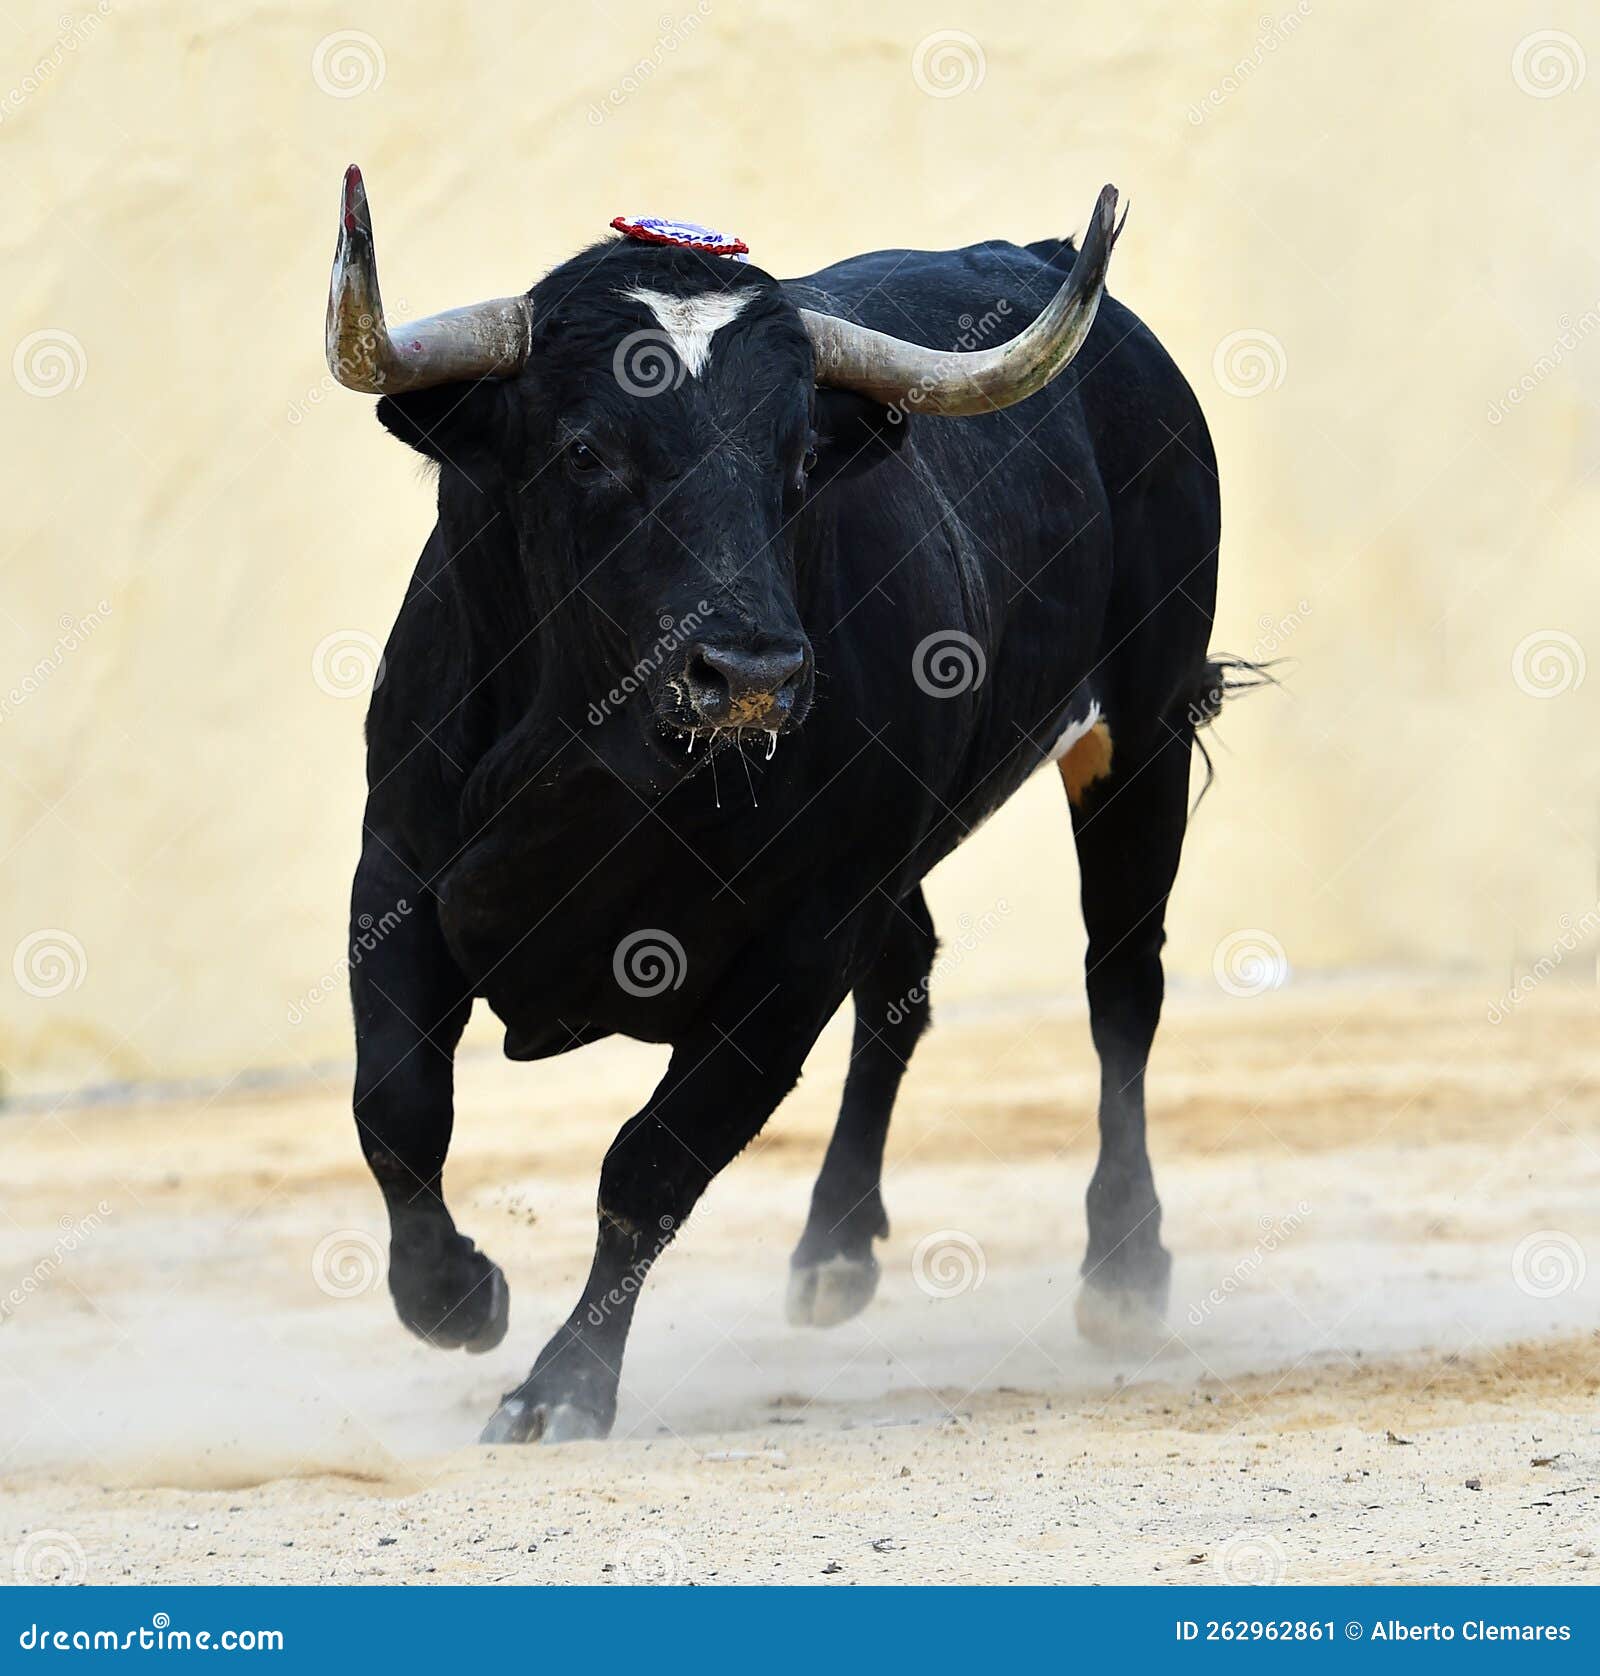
[1188,654,1283,808]
[1191,655,1281,725]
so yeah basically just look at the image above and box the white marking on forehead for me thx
[622,287,755,378]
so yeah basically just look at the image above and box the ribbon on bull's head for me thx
[610,215,750,261]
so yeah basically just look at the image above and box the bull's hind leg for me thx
[350,849,508,1353]
[787,889,936,1328]
[1065,722,1193,1348]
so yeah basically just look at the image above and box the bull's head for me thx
[326,167,1119,752]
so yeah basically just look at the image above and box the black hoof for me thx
[480,1394,612,1446]
[462,1263,510,1354]
[1075,1244,1172,1351]
[788,1193,887,1328]
[786,1252,880,1327]
[1075,1279,1171,1351]
[389,1235,509,1353]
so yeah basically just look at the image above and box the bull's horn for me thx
[325,165,533,395]
[800,184,1123,417]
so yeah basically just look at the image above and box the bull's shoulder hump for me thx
[785,240,1057,316]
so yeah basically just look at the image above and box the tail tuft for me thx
[1192,656,1283,727]
[1187,655,1285,809]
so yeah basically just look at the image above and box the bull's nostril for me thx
[683,639,809,724]
[766,648,807,692]
[685,651,727,697]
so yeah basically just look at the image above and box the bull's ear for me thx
[376,381,509,471]
[811,387,909,484]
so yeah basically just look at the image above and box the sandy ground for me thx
[3,978,1599,1586]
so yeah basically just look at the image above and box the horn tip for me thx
[341,164,369,234]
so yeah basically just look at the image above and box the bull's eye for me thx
[566,439,604,476]
[793,435,819,490]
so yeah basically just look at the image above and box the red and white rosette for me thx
[610,215,749,261]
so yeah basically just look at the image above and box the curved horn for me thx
[325,165,533,395]
[801,185,1123,417]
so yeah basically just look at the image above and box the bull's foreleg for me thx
[787,887,936,1327]
[480,957,846,1445]
[350,849,508,1354]
[1067,726,1193,1349]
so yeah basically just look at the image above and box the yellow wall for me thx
[2,0,1597,1093]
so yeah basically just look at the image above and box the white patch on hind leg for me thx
[1046,700,1101,763]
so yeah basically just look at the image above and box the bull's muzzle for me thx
[681,638,809,731]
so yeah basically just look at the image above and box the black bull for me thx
[344,209,1230,1444]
